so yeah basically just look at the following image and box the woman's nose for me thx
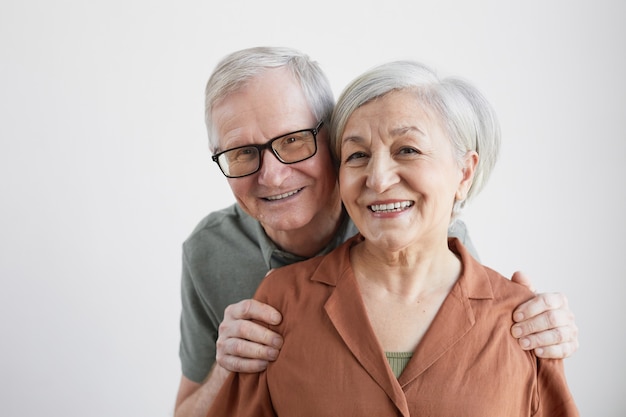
[365,153,399,193]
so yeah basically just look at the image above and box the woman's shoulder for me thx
[450,237,535,304]
[481,264,536,305]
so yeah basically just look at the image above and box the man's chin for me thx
[259,214,314,234]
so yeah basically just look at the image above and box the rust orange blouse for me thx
[207,235,578,417]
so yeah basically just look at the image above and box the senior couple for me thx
[175,47,579,415]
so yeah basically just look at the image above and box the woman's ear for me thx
[455,150,479,201]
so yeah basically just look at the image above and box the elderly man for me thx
[174,47,578,417]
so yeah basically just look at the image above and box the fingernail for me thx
[272,337,283,348]
[270,312,282,324]
[520,338,531,348]
[512,326,523,338]
[268,348,279,360]
[513,312,524,322]
[535,347,544,356]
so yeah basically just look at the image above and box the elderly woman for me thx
[206,61,578,416]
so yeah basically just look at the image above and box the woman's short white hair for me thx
[331,60,501,215]
[204,46,335,153]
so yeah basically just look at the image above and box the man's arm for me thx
[174,366,230,417]
[174,299,283,417]
[510,271,579,359]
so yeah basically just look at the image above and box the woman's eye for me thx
[398,147,421,155]
[345,151,368,162]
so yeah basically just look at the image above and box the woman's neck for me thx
[351,239,461,302]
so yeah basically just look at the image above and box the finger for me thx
[218,317,284,348]
[219,336,278,360]
[224,299,282,326]
[218,354,271,373]
[533,340,580,359]
[512,308,574,339]
[216,338,279,372]
[516,321,578,349]
[513,292,568,322]
[510,270,536,293]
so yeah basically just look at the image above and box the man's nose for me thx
[257,148,291,186]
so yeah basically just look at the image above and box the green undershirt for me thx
[385,352,413,378]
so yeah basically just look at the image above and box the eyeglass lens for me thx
[217,129,317,178]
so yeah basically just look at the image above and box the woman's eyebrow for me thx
[341,134,365,146]
[390,125,425,137]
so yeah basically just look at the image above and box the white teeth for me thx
[369,201,414,213]
[266,189,300,201]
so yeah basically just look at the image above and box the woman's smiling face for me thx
[338,89,476,253]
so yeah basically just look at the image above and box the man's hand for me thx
[216,299,284,373]
[510,271,579,359]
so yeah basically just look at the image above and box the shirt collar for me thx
[254,210,356,270]
[311,235,495,300]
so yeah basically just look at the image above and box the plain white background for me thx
[1,0,624,415]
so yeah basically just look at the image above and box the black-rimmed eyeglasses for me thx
[212,121,324,178]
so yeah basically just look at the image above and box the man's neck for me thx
[265,204,344,259]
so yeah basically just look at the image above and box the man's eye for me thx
[231,147,257,161]
[284,136,300,144]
